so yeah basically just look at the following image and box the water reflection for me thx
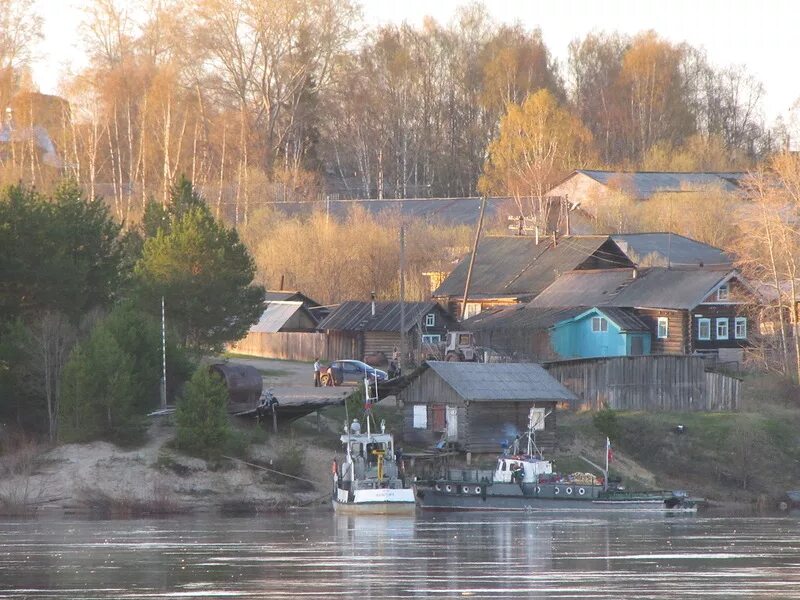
[0,512,799,598]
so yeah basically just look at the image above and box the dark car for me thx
[321,360,389,386]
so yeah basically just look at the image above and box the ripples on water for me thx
[1,512,800,598]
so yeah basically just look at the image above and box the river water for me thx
[2,512,800,599]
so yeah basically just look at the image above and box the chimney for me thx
[371,291,376,317]
[279,274,285,291]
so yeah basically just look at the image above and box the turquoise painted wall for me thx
[550,311,651,359]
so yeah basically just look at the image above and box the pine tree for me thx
[175,367,231,459]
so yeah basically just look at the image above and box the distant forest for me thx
[0,0,786,226]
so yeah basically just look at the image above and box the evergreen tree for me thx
[59,327,137,443]
[134,179,265,351]
[175,367,231,459]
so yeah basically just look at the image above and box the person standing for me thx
[313,358,321,387]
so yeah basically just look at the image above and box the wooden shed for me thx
[398,362,577,455]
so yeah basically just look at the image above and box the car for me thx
[321,360,388,386]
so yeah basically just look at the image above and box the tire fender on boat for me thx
[445,485,452,493]
[535,486,541,495]
[435,483,441,491]
[474,486,481,495]
[462,486,470,494]
[554,486,560,495]
[578,487,585,496]
[566,487,573,495]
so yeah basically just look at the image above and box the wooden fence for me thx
[229,331,360,362]
[543,355,739,412]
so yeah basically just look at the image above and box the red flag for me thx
[606,437,614,463]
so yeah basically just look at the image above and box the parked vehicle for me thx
[321,360,388,386]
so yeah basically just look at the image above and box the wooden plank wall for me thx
[229,331,360,362]
[544,355,739,412]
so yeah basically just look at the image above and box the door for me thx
[446,406,458,439]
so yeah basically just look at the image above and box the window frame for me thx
[735,317,747,339]
[717,284,730,301]
[657,317,669,339]
[425,313,435,327]
[698,318,711,341]
[422,334,441,344]
[412,405,427,429]
[591,316,608,332]
[716,317,729,340]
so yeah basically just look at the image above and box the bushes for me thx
[592,405,620,441]
[175,368,231,460]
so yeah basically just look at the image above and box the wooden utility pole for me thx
[461,197,487,321]
[399,225,406,368]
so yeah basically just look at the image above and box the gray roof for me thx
[433,235,632,298]
[612,233,733,268]
[426,361,577,402]
[262,290,319,305]
[464,304,647,332]
[317,301,452,333]
[264,197,509,226]
[250,301,307,333]
[529,267,738,310]
[573,170,748,199]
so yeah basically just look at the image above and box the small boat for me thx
[332,377,415,515]
[787,490,800,507]
[415,409,700,512]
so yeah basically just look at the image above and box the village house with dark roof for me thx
[433,232,733,319]
[317,300,457,364]
[468,266,757,364]
[397,361,577,455]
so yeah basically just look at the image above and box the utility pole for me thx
[399,224,406,369]
[160,296,167,408]
[461,196,487,321]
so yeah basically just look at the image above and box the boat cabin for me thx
[494,456,552,484]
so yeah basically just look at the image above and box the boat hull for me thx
[332,499,416,515]
[415,483,698,512]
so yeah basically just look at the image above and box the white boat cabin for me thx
[494,456,552,484]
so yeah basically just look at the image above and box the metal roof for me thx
[317,301,451,333]
[250,301,307,333]
[556,307,650,332]
[612,233,733,268]
[574,170,747,199]
[262,290,320,305]
[426,361,577,402]
[529,267,738,310]
[464,305,584,331]
[266,197,510,226]
[433,235,632,298]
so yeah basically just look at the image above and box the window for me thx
[735,317,747,339]
[657,317,669,339]
[463,302,481,319]
[413,405,427,429]
[425,313,435,327]
[422,334,441,344]
[716,318,729,340]
[717,284,730,301]
[698,318,711,340]
[591,317,608,332]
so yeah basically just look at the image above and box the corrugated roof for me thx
[530,267,736,310]
[612,233,733,268]
[266,197,509,226]
[426,361,577,402]
[575,170,747,199]
[433,235,632,298]
[262,290,320,306]
[250,301,306,333]
[317,301,449,332]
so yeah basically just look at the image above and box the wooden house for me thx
[544,170,748,219]
[549,307,651,359]
[398,362,577,455]
[432,235,634,319]
[317,301,457,364]
[529,267,757,363]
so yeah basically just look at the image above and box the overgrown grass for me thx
[76,479,188,518]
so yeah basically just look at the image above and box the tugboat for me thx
[415,409,700,512]
[332,375,415,515]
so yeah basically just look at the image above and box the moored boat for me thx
[332,377,415,515]
[415,410,700,512]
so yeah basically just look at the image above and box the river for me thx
[2,511,800,598]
